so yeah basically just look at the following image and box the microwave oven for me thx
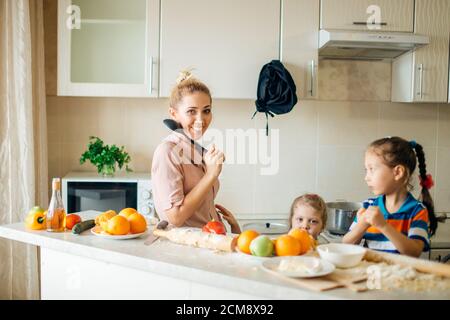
[62,171,155,218]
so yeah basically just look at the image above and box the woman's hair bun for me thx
[176,68,194,84]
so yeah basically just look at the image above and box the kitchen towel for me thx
[252,60,298,135]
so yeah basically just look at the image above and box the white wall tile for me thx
[438,104,450,148]
[378,102,438,146]
[317,101,379,146]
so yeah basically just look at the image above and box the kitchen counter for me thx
[0,210,449,300]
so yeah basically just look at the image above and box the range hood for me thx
[319,30,429,60]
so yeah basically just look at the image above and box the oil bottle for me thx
[46,177,66,232]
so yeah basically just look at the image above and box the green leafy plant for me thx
[79,136,132,175]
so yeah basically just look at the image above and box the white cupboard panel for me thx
[58,0,160,97]
[392,0,450,103]
[160,0,280,99]
[321,0,414,32]
[282,0,319,100]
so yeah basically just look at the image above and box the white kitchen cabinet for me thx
[320,0,414,32]
[282,0,319,99]
[392,0,450,103]
[57,0,160,97]
[159,0,280,99]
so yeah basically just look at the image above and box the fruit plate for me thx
[261,256,335,278]
[91,226,148,240]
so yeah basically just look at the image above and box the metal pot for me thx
[326,202,362,235]
[241,221,289,235]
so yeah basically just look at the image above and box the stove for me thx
[429,214,450,263]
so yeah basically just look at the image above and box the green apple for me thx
[250,235,274,257]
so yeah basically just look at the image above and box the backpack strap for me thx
[252,110,274,136]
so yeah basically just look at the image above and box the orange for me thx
[237,230,259,254]
[275,235,302,256]
[119,208,138,219]
[288,228,313,255]
[106,215,130,235]
[127,213,147,234]
[95,210,116,226]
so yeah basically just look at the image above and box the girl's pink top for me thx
[151,131,220,228]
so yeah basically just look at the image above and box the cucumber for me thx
[72,219,95,235]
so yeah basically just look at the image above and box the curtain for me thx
[0,0,48,299]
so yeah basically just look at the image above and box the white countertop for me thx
[0,210,448,300]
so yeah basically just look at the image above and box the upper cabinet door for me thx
[159,0,280,99]
[57,0,160,97]
[282,0,319,100]
[320,0,414,32]
[392,0,450,103]
[413,0,450,103]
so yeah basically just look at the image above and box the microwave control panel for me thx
[137,180,154,218]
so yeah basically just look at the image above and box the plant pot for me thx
[100,164,116,177]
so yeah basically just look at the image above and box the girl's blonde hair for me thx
[169,69,211,109]
[288,194,327,230]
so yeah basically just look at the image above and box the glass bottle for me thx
[47,177,66,232]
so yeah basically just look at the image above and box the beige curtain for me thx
[0,0,48,299]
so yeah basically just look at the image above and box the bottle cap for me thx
[52,177,61,190]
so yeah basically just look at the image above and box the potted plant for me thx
[79,136,132,176]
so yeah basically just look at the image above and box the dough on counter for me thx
[154,227,237,252]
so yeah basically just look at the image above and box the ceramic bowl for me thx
[316,243,366,268]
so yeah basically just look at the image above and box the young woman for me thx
[151,70,241,233]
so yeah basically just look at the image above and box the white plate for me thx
[261,256,335,278]
[91,226,148,240]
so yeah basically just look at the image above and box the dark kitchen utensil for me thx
[163,119,207,155]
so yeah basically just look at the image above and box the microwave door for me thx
[75,189,126,213]
[67,181,138,213]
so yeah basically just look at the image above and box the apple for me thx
[249,235,274,257]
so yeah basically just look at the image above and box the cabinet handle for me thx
[149,56,157,94]
[352,21,387,26]
[417,64,424,100]
[308,60,315,97]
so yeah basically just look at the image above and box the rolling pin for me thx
[153,227,237,252]
[364,249,450,278]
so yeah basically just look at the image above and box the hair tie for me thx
[419,174,434,190]
[409,140,417,148]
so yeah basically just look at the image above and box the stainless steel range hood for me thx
[319,30,429,60]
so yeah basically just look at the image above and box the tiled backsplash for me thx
[46,97,450,217]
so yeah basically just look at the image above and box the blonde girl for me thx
[288,194,328,239]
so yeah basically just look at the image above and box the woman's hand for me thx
[363,206,387,230]
[215,204,241,234]
[204,144,225,179]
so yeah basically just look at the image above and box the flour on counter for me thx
[366,263,450,292]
